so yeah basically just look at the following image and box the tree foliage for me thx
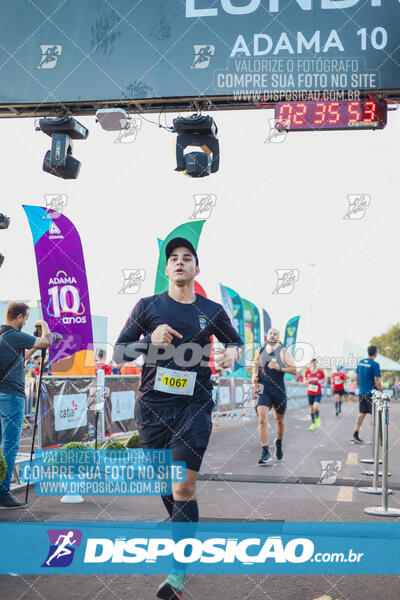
[370,324,400,380]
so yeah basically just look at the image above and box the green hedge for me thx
[127,433,142,448]
[103,441,126,450]
[61,442,91,450]
[0,448,6,482]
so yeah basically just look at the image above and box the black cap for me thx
[165,237,198,265]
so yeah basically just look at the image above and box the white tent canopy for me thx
[342,339,400,372]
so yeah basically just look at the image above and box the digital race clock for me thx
[275,99,387,132]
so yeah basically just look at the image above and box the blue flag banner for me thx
[220,284,246,376]
[262,309,272,344]
[284,315,300,381]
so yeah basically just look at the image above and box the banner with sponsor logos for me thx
[2,2,400,105]
[23,205,95,375]
[40,376,139,448]
[1,522,400,574]
[40,376,94,448]
[220,284,246,376]
[103,376,138,436]
[263,309,272,343]
[284,315,300,381]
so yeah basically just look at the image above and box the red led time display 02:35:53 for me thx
[275,99,387,131]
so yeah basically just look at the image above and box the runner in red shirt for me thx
[331,366,347,416]
[304,359,326,430]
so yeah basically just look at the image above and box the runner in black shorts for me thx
[252,328,297,464]
[113,237,243,600]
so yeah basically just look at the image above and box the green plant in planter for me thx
[61,442,91,450]
[126,433,142,448]
[0,448,7,483]
[103,441,126,450]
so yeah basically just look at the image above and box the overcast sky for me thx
[0,106,399,363]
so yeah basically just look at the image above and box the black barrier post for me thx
[364,396,400,517]
[360,389,390,478]
[94,369,105,450]
[358,393,390,495]
[25,348,47,505]
[360,389,382,465]
[94,411,98,450]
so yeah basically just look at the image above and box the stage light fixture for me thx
[39,117,89,179]
[95,108,130,131]
[173,115,219,177]
[0,213,10,230]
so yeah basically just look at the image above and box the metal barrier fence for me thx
[19,374,338,446]
[358,391,400,517]
[11,375,335,490]
[30,375,335,445]
[37,375,140,448]
[211,379,333,423]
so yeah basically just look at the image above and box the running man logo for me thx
[190,44,215,69]
[37,45,62,69]
[50,333,77,364]
[119,269,146,294]
[114,118,142,144]
[43,194,68,219]
[264,118,288,144]
[318,460,342,485]
[42,529,82,567]
[272,269,299,294]
[189,195,217,220]
[343,194,371,220]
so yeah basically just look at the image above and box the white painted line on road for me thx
[336,486,354,502]
[346,452,358,465]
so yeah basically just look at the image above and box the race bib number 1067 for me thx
[154,367,196,396]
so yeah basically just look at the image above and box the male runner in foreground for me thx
[304,359,326,431]
[113,237,243,600]
[252,328,297,464]
[331,365,347,416]
[352,345,382,444]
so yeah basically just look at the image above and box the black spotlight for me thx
[39,117,89,179]
[173,115,219,177]
[0,253,4,269]
[0,213,10,230]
